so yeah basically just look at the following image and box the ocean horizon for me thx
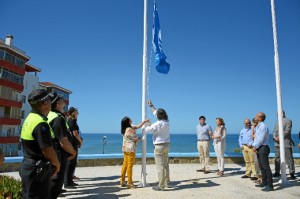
[78,133,300,155]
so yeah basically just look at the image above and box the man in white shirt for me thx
[144,99,170,191]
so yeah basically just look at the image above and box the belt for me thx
[198,139,209,141]
[258,145,267,150]
[23,157,40,164]
[242,144,252,148]
[155,142,170,145]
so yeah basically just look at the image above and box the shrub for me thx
[0,175,22,199]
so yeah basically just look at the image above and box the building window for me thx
[22,95,26,103]
[0,50,4,60]
[7,128,13,137]
[2,50,25,69]
[0,68,24,85]
[21,110,25,119]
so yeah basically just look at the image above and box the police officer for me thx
[48,92,76,198]
[20,89,60,199]
[65,107,83,186]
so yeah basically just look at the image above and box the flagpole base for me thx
[137,182,150,188]
[278,178,290,185]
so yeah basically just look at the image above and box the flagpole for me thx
[140,0,148,187]
[270,0,288,184]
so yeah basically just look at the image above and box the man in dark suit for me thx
[273,111,296,179]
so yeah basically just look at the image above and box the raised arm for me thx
[133,119,150,129]
[148,99,156,113]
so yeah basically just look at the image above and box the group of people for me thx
[15,90,300,197]
[196,111,299,192]
[238,111,298,191]
[120,107,299,192]
[120,99,170,191]
[19,89,82,199]
[196,116,226,176]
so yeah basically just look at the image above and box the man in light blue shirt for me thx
[196,116,212,173]
[239,118,258,180]
[252,112,273,191]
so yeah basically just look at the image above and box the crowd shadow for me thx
[272,174,300,191]
[155,178,222,191]
[79,175,119,182]
[60,167,300,197]
[60,176,130,199]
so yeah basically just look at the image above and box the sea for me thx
[79,133,300,155]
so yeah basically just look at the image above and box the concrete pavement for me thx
[2,163,300,199]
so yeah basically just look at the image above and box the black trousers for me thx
[20,159,51,199]
[65,147,78,184]
[257,145,273,186]
[51,150,68,199]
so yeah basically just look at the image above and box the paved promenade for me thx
[2,163,300,199]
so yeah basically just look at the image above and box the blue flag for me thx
[152,2,170,74]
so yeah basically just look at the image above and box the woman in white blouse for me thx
[212,117,226,176]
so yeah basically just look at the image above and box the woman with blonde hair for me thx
[212,117,226,176]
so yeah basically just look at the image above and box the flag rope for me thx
[146,46,153,119]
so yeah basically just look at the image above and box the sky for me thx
[1,0,300,134]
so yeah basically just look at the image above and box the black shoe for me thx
[290,173,296,179]
[196,168,205,172]
[152,186,164,191]
[64,184,77,189]
[241,175,251,178]
[250,177,258,181]
[58,193,65,197]
[255,183,266,188]
[262,185,274,192]
[273,172,280,177]
[70,182,78,186]
[61,189,67,193]
[204,171,210,174]
[165,184,175,188]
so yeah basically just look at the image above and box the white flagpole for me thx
[270,0,288,184]
[140,0,148,187]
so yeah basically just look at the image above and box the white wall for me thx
[21,72,39,123]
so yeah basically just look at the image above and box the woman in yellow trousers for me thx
[120,117,149,188]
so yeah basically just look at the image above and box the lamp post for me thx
[102,136,107,154]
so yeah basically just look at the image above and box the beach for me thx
[3,163,300,199]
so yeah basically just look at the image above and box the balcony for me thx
[0,98,23,108]
[0,136,19,144]
[0,117,21,125]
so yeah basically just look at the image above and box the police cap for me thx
[68,107,77,115]
[28,89,53,105]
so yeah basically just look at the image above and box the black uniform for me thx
[49,110,73,199]
[20,110,53,199]
[65,118,80,185]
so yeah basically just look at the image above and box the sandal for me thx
[120,181,127,187]
[217,171,224,176]
[127,183,136,189]
[255,178,262,184]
